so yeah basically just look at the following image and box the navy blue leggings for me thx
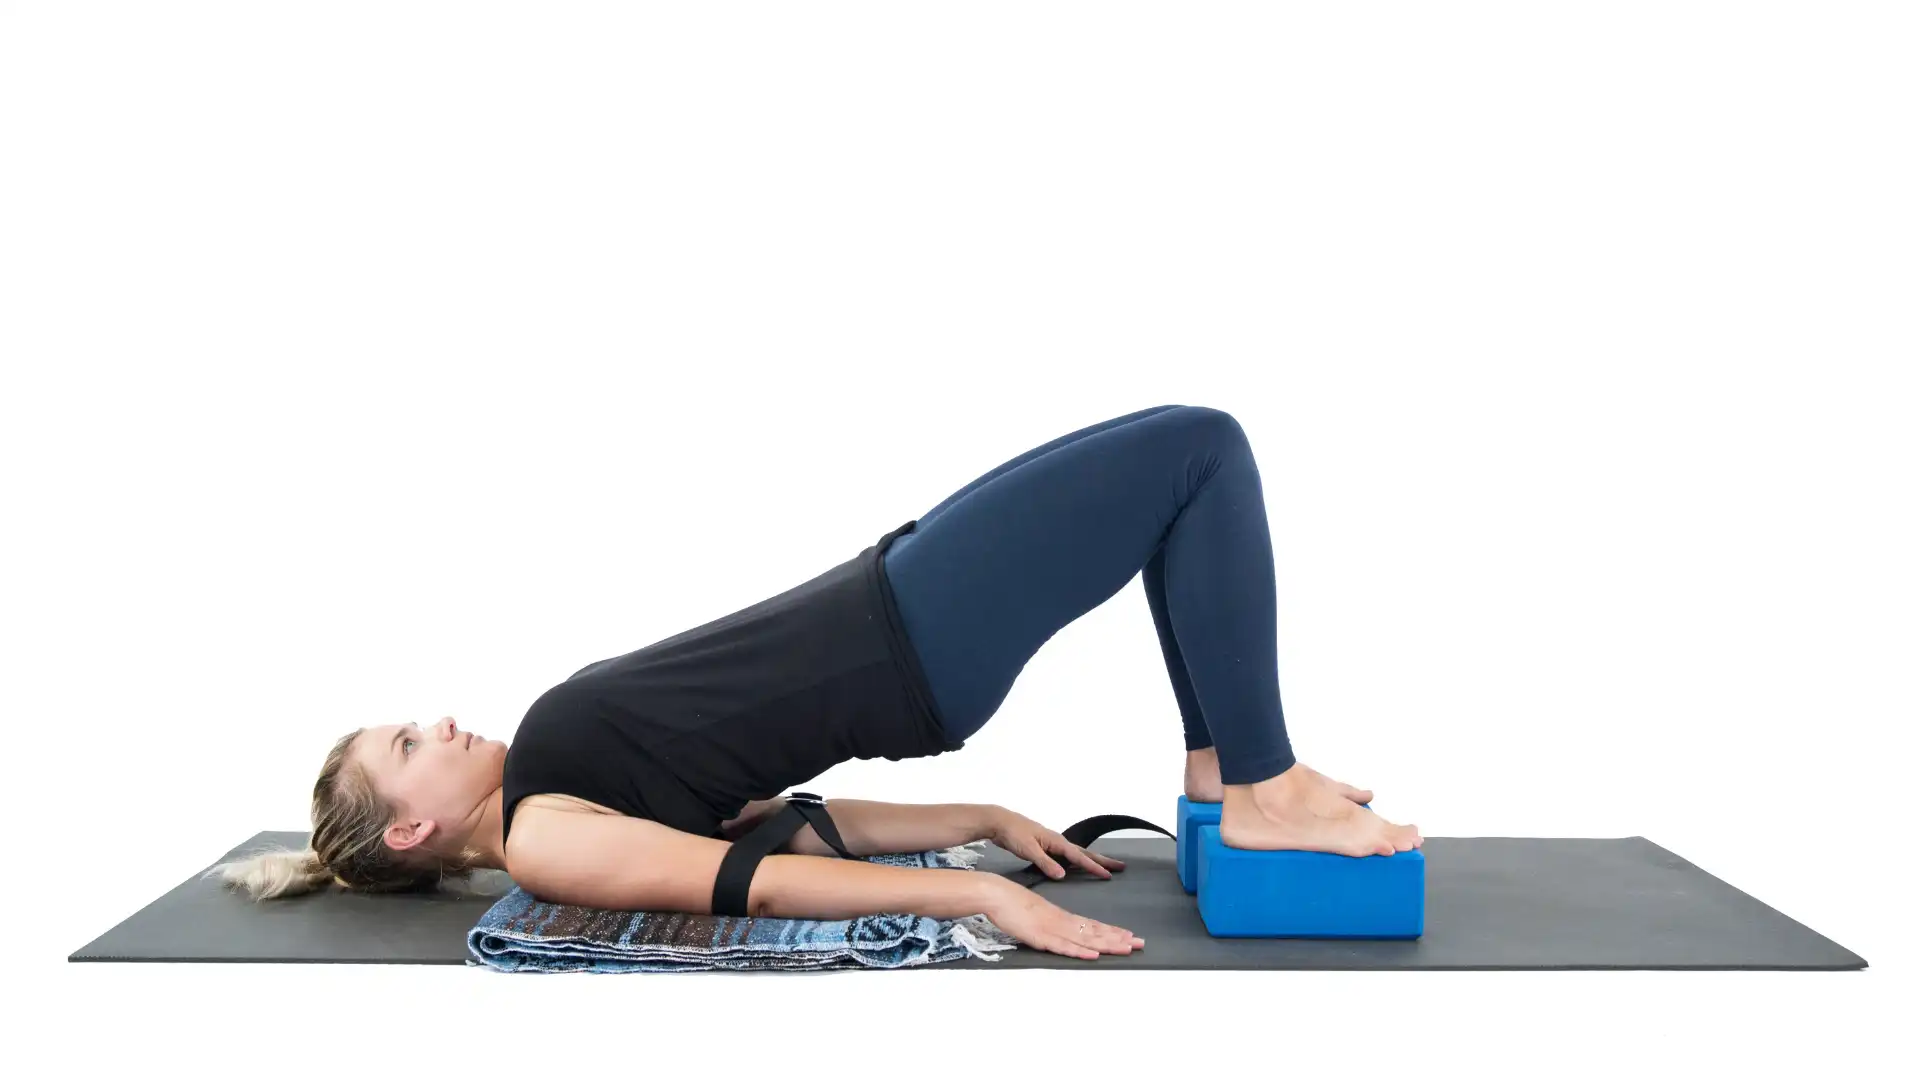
[881,404,1296,786]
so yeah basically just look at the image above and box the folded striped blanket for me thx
[466,840,1020,973]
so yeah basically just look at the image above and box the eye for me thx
[402,738,416,756]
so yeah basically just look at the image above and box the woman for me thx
[211,404,1423,961]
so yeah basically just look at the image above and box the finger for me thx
[1058,841,1113,879]
[1045,933,1100,960]
[1072,919,1138,954]
[1026,842,1067,879]
[1046,833,1125,873]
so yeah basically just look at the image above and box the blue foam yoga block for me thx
[1195,822,1424,938]
[1175,795,1222,894]
[1176,793,1372,895]
[1175,791,1221,891]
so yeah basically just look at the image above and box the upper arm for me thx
[508,807,733,914]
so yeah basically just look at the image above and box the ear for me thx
[384,817,438,854]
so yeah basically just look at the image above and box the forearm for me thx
[749,851,1005,920]
[787,799,999,858]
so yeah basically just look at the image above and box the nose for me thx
[442,717,458,741]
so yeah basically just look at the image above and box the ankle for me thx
[1230,763,1311,816]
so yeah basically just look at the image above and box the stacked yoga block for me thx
[1175,794,1425,938]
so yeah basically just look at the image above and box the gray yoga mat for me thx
[69,830,1865,970]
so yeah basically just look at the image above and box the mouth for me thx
[465,732,474,749]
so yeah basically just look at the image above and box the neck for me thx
[464,786,509,871]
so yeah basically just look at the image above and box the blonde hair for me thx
[205,728,485,901]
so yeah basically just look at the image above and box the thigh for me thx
[885,405,1242,737]
[914,404,1187,531]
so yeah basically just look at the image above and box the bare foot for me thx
[1219,764,1422,858]
[1183,748,1226,803]
[1187,749,1374,807]
[1294,762,1374,806]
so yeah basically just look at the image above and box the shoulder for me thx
[517,792,624,817]
[503,795,620,868]
[502,797,731,912]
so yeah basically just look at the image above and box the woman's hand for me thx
[985,806,1127,880]
[980,876,1145,960]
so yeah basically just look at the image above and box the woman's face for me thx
[352,715,506,856]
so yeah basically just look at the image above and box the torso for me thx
[499,518,962,859]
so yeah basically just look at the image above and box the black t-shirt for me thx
[500,520,964,843]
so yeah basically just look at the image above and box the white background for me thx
[6,2,1913,1076]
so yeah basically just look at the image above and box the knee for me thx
[1172,405,1248,446]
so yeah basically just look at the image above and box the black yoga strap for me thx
[709,792,1172,917]
[711,792,857,917]
[996,812,1175,889]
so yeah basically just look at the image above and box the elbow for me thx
[736,853,800,919]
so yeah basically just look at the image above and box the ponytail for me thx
[204,845,334,901]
